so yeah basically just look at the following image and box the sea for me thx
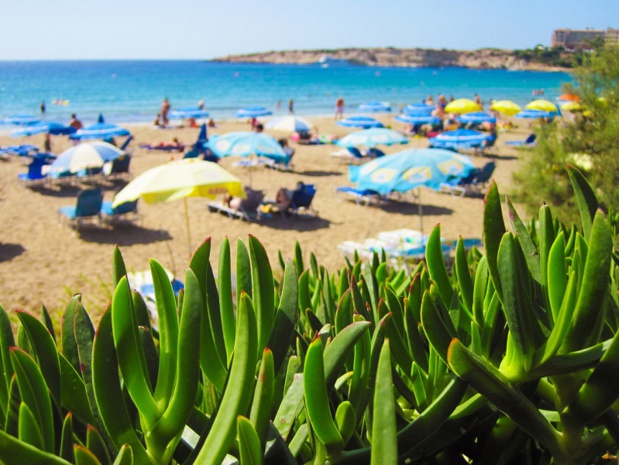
[0,60,573,125]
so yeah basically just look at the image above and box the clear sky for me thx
[1,0,618,60]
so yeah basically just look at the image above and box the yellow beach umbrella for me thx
[490,100,522,116]
[444,98,481,114]
[561,101,583,112]
[526,99,558,113]
[113,159,244,254]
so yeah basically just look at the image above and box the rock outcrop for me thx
[213,47,568,71]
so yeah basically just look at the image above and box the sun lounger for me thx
[101,198,139,224]
[439,162,496,197]
[335,186,385,206]
[103,154,132,181]
[505,134,536,147]
[58,188,103,228]
[288,184,317,216]
[139,142,185,152]
[208,187,265,221]
[330,147,366,163]
[17,158,50,186]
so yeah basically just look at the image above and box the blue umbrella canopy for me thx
[207,131,287,163]
[349,148,475,195]
[72,115,131,140]
[237,107,272,118]
[3,115,40,126]
[456,111,496,124]
[395,114,442,125]
[430,129,491,149]
[337,116,384,129]
[515,109,558,119]
[48,141,126,174]
[337,128,408,148]
[170,108,210,119]
[404,104,434,116]
[11,122,76,137]
[358,102,391,113]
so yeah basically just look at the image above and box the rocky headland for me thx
[213,47,569,71]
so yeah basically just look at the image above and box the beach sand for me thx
[0,115,528,317]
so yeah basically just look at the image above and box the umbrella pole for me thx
[184,197,192,257]
[417,188,423,237]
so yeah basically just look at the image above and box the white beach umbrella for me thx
[265,115,314,133]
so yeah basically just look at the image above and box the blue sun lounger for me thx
[58,188,103,228]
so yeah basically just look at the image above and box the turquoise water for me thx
[0,61,573,125]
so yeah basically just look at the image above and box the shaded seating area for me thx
[207,186,266,221]
[58,188,103,228]
[102,154,132,181]
[17,157,50,186]
[288,183,317,216]
[439,161,496,197]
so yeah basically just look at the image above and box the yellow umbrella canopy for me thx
[561,101,583,112]
[444,98,482,114]
[490,100,522,116]
[113,159,244,253]
[526,99,559,113]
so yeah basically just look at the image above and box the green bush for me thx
[0,167,618,464]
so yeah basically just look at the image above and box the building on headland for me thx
[552,28,618,49]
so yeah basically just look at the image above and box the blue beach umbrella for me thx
[349,148,475,232]
[11,122,76,137]
[337,128,408,148]
[456,111,496,124]
[337,116,384,129]
[237,107,272,118]
[404,104,434,116]
[170,108,210,119]
[207,131,287,163]
[358,101,391,113]
[3,115,40,126]
[395,114,442,125]
[71,115,130,140]
[515,109,558,119]
[48,141,126,174]
[265,115,313,133]
[430,129,491,149]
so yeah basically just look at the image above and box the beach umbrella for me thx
[515,109,557,119]
[3,115,40,126]
[430,129,491,149]
[237,107,272,118]
[456,111,496,124]
[358,101,392,113]
[395,114,442,125]
[113,159,243,255]
[490,100,521,116]
[444,99,481,114]
[336,128,408,149]
[348,148,475,232]
[558,93,580,102]
[336,116,384,129]
[561,101,583,112]
[526,99,559,113]
[265,115,313,133]
[11,122,76,137]
[48,141,125,175]
[170,108,210,119]
[72,115,130,140]
[404,103,434,116]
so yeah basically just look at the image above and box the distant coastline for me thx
[212,47,571,72]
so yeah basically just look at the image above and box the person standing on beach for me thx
[43,133,52,152]
[474,93,483,109]
[289,99,294,114]
[40,100,46,114]
[161,97,171,127]
[69,113,83,130]
[335,97,344,120]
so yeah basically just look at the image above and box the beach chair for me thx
[208,187,265,221]
[58,188,104,229]
[103,154,132,181]
[335,186,384,206]
[17,158,49,186]
[440,161,496,197]
[330,146,365,163]
[288,184,317,217]
[366,148,385,158]
[505,133,536,147]
[101,198,139,224]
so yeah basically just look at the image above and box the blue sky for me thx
[1,0,618,60]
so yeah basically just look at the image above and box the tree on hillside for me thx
[512,45,619,222]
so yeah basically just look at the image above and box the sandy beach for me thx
[0,115,527,317]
